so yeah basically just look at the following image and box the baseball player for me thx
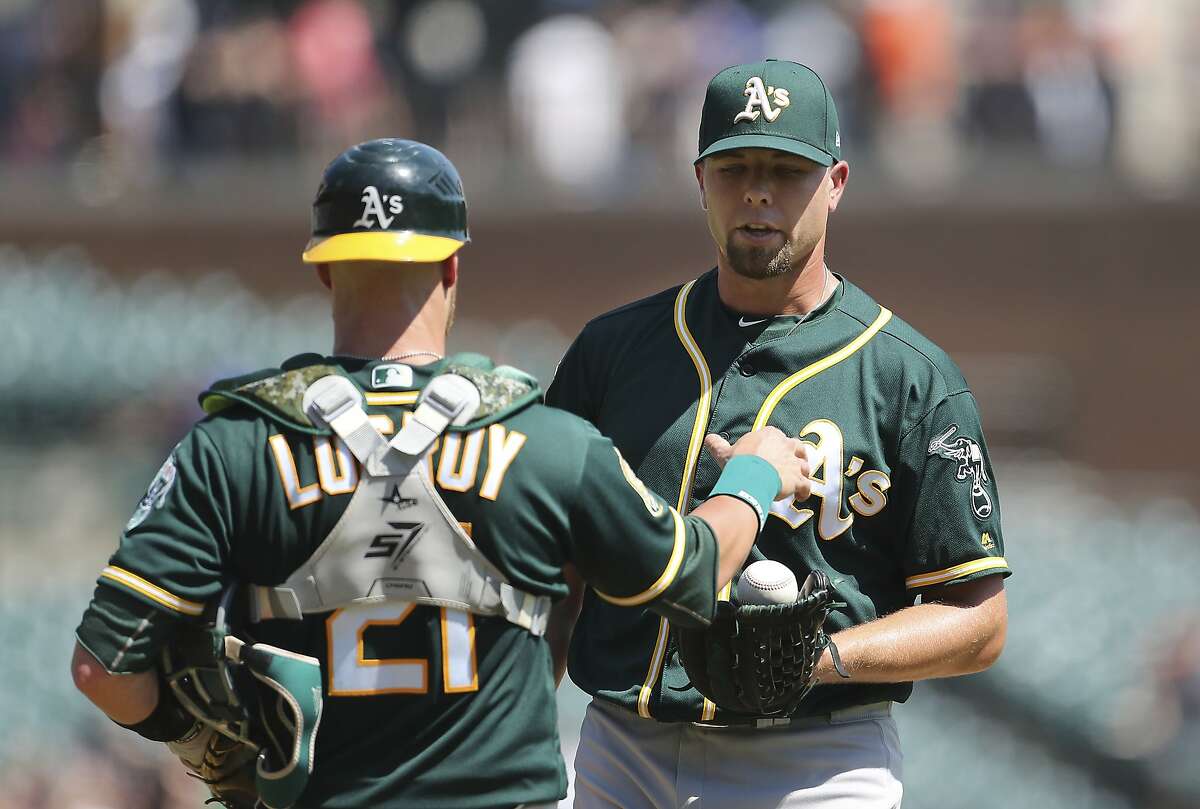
[69,139,818,809]
[546,60,1012,808]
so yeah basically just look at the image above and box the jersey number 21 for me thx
[326,603,478,696]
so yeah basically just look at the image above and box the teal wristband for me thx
[706,455,781,530]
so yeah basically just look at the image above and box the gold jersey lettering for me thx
[315,436,358,495]
[437,429,486,492]
[480,424,527,501]
[614,448,664,517]
[269,410,519,508]
[269,434,323,510]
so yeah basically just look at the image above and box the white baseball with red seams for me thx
[736,560,799,605]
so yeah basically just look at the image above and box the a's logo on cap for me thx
[353,186,404,230]
[733,77,790,124]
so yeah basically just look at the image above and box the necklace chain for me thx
[777,267,835,339]
[380,350,444,362]
[797,266,834,325]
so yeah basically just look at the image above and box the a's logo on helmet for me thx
[353,186,404,230]
[734,77,790,124]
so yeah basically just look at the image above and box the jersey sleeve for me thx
[897,391,1010,594]
[75,426,235,672]
[566,428,719,628]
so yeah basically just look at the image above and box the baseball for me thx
[736,560,799,605]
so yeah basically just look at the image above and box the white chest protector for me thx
[246,373,550,636]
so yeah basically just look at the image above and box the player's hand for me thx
[705,427,815,502]
[167,721,259,808]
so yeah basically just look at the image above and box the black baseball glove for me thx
[675,570,847,717]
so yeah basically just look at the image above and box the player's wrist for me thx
[116,683,196,742]
[707,455,780,531]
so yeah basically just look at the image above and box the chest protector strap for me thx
[248,374,550,637]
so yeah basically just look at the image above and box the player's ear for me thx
[315,263,332,290]
[827,161,849,213]
[694,162,708,210]
[442,253,459,289]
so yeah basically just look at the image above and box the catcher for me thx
[69,139,820,809]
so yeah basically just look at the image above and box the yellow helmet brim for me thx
[301,231,464,264]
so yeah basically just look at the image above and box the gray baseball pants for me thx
[571,699,902,809]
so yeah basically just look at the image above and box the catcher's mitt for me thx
[675,569,847,717]
[162,583,324,809]
[167,721,260,809]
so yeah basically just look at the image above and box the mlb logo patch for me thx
[372,364,414,389]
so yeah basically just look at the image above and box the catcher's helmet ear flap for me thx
[302,138,470,265]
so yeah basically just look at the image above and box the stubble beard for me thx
[726,237,796,280]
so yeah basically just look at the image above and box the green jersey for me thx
[547,270,1011,723]
[76,354,723,809]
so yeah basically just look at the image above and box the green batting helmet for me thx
[302,138,469,264]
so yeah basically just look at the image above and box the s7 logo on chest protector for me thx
[365,521,425,567]
[769,419,891,541]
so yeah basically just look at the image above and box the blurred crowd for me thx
[3,4,1200,806]
[1110,618,1200,802]
[0,728,210,809]
[1,0,1198,200]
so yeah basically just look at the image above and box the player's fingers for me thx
[704,433,734,466]
[794,442,817,471]
[774,443,813,500]
[786,440,807,474]
[777,468,813,502]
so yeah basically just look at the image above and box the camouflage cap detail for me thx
[199,352,539,433]
[444,362,541,430]
[201,365,345,435]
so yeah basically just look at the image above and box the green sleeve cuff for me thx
[706,455,780,530]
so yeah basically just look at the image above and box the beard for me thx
[725,235,796,280]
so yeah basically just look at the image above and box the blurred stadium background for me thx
[2,0,1199,807]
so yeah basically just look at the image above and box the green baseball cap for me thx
[696,59,841,166]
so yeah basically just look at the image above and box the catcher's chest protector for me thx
[248,373,550,636]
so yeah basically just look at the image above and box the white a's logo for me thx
[353,186,404,229]
[734,77,790,124]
